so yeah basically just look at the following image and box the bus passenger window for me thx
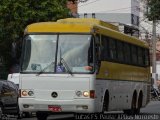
[94,35,101,73]
[124,43,131,64]
[144,49,149,66]
[101,36,109,60]
[88,38,93,65]
[117,41,124,62]
[95,35,101,61]
[109,38,117,60]
[131,45,137,65]
[138,47,143,66]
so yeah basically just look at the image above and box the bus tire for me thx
[36,112,48,120]
[136,91,143,114]
[23,112,32,118]
[123,91,138,115]
[102,91,109,113]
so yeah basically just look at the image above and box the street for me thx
[20,101,160,120]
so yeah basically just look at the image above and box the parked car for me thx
[0,80,22,118]
[7,73,32,118]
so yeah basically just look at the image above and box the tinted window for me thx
[124,43,131,64]
[101,36,109,60]
[138,47,143,66]
[99,34,149,68]
[109,38,117,60]
[131,45,137,64]
[144,49,150,66]
[117,41,124,62]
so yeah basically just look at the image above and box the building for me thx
[78,0,140,37]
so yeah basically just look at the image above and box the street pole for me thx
[152,19,158,89]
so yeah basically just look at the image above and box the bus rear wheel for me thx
[102,91,109,113]
[36,112,48,120]
[123,91,139,115]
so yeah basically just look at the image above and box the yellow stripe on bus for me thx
[96,61,150,82]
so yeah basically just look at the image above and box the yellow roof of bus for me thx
[25,18,149,48]
[25,18,118,33]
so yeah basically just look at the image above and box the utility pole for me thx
[152,19,158,88]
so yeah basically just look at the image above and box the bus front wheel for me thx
[36,112,48,120]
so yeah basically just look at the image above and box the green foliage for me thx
[0,0,70,77]
[146,0,160,20]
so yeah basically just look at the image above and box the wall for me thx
[78,0,140,26]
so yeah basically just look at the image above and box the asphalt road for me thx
[5,101,160,120]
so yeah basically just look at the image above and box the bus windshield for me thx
[21,34,94,73]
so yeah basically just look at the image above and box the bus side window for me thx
[138,47,143,66]
[95,35,101,73]
[117,41,124,62]
[95,35,101,61]
[124,43,131,64]
[131,45,138,65]
[144,49,150,66]
[108,38,117,60]
[101,35,109,60]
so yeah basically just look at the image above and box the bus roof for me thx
[25,18,118,33]
[25,18,149,48]
[57,18,119,31]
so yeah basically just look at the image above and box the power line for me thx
[79,1,146,13]
[96,6,139,13]
[78,0,102,7]
[77,0,160,36]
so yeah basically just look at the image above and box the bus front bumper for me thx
[19,98,97,113]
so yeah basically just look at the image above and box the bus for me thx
[19,18,151,120]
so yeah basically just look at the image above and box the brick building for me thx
[66,0,78,17]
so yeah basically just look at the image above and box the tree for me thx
[0,0,70,78]
[146,0,160,20]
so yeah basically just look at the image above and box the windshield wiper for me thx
[58,46,72,76]
[36,61,55,76]
[60,58,73,76]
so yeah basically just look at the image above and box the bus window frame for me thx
[93,34,101,74]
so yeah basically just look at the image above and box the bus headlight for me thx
[28,90,34,96]
[22,90,28,96]
[20,89,34,97]
[75,90,95,98]
[83,91,89,97]
[76,91,82,97]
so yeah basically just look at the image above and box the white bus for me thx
[19,18,151,120]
